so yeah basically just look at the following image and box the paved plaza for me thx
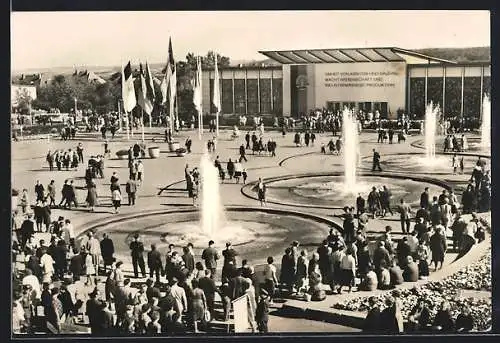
[12,125,491,333]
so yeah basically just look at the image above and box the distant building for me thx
[11,84,37,107]
[12,73,52,87]
[73,69,106,85]
[200,47,491,120]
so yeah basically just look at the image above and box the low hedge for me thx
[12,123,67,136]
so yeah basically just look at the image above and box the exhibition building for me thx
[200,47,491,120]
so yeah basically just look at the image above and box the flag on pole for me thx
[160,38,177,132]
[213,55,221,136]
[168,39,177,132]
[138,63,154,116]
[145,62,156,127]
[121,61,136,113]
[193,56,203,138]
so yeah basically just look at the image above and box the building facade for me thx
[201,47,490,120]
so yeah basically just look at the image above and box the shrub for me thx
[116,149,128,156]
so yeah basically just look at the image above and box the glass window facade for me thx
[427,77,443,108]
[234,79,246,114]
[444,77,461,117]
[259,79,272,113]
[463,77,481,118]
[246,79,259,114]
[409,77,425,118]
[211,70,282,115]
[221,79,233,114]
[272,78,283,114]
[408,65,489,119]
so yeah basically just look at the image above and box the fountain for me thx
[481,94,491,148]
[424,101,438,160]
[416,101,450,168]
[342,107,359,191]
[200,151,225,236]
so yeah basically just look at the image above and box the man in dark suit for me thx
[125,178,137,206]
[373,241,392,272]
[222,242,238,282]
[100,233,115,274]
[69,248,85,282]
[420,187,430,210]
[129,233,146,278]
[372,148,382,171]
[35,180,45,202]
[86,288,103,335]
[181,244,195,274]
[364,296,382,332]
[148,244,163,281]
[201,240,219,278]
[198,269,217,316]
[20,214,35,248]
[245,132,251,149]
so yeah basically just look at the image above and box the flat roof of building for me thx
[259,47,457,65]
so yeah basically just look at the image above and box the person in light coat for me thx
[136,160,145,183]
[40,247,55,284]
[110,183,122,214]
[170,277,187,323]
[86,231,102,276]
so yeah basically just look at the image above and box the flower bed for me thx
[333,249,492,331]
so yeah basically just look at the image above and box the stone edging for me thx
[410,139,491,159]
[76,205,344,241]
[240,172,452,210]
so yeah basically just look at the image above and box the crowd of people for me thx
[11,108,491,335]
[12,213,275,335]
[363,290,477,333]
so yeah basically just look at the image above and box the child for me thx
[242,169,248,184]
[321,143,326,154]
[459,156,464,174]
[256,289,270,333]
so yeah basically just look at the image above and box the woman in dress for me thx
[416,240,430,280]
[190,279,207,333]
[86,182,98,212]
[85,247,96,287]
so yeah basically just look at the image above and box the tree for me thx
[14,88,34,114]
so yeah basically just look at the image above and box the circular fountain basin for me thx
[412,137,491,157]
[242,173,449,210]
[77,207,338,265]
[369,153,490,175]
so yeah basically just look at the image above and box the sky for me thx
[11,10,490,71]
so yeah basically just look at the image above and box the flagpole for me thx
[118,100,122,132]
[198,110,202,140]
[130,112,134,137]
[141,109,145,142]
[125,111,130,140]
